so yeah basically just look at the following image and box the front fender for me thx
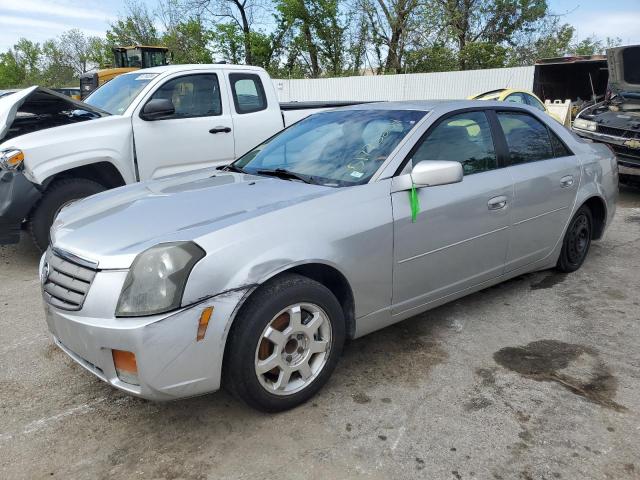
[9,116,135,185]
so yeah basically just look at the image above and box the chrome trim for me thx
[42,248,98,311]
[51,246,99,269]
[513,206,568,226]
[397,226,509,264]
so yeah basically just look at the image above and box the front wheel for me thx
[556,205,593,273]
[223,273,345,412]
[29,178,105,252]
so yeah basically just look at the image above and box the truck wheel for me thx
[223,273,345,412]
[29,178,105,252]
[556,205,592,273]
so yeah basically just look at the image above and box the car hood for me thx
[0,86,108,143]
[585,107,640,128]
[52,169,334,269]
[607,45,640,94]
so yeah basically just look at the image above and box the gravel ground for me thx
[1,186,639,480]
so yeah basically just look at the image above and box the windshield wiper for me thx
[255,168,314,184]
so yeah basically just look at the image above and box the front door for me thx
[132,72,235,180]
[495,111,581,272]
[391,110,512,317]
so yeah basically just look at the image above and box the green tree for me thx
[107,0,161,46]
[361,0,423,74]
[189,0,262,65]
[435,0,548,69]
[0,51,26,88]
[163,18,214,63]
[40,40,76,87]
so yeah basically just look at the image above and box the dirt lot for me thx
[1,186,639,480]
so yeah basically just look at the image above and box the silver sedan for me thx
[41,101,618,411]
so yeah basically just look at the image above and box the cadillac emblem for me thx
[624,139,640,149]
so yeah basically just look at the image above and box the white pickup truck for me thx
[0,64,352,250]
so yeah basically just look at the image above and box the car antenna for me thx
[589,72,596,103]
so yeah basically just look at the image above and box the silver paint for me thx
[42,100,618,400]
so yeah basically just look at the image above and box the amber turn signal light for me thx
[112,349,140,385]
[197,306,213,341]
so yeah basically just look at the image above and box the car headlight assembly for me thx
[0,149,24,170]
[573,118,597,132]
[116,242,205,317]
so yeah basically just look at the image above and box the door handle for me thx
[560,175,574,187]
[488,195,508,210]
[209,126,231,134]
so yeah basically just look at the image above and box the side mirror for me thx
[410,160,463,187]
[140,98,175,120]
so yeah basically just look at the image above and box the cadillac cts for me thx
[41,101,617,412]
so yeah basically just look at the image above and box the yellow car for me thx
[468,88,562,123]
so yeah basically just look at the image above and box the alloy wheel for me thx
[254,303,332,396]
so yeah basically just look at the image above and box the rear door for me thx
[226,71,284,157]
[132,71,235,180]
[496,110,580,272]
[391,109,512,316]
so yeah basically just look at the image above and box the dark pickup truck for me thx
[573,45,640,184]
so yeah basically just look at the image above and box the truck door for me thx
[225,71,284,158]
[132,71,235,180]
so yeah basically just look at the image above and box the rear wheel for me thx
[29,178,105,252]
[556,205,592,273]
[223,273,345,412]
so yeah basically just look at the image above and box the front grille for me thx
[612,144,640,161]
[597,125,640,139]
[43,248,97,310]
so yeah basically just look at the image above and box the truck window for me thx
[229,73,267,114]
[149,74,222,118]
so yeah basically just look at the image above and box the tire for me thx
[29,178,105,252]
[223,273,345,412]
[556,205,593,273]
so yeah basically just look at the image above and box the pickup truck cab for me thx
[0,64,332,250]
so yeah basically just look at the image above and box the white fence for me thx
[274,66,535,102]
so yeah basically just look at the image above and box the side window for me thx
[505,93,526,104]
[229,73,267,114]
[525,94,546,112]
[149,74,221,118]
[412,111,497,175]
[549,129,573,157]
[497,112,554,165]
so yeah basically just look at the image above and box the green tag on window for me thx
[409,184,420,223]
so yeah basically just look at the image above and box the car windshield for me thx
[235,109,426,186]
[85,72,158,114]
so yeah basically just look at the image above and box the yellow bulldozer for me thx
[80,45,170,99]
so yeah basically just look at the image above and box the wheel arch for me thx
[582,195,607,240]
[41,161,127,190]
[221,260,356,363]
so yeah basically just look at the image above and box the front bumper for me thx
[573,127,640,176]
[0,170,41,244]
[41,259,248,401]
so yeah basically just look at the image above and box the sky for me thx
[0,0,639,53]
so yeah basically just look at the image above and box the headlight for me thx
[0,149,24,170]
[573,118,597,132]
[115,242,205,317]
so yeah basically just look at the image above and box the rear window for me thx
[229,73,267,114]
[622,47,640,85]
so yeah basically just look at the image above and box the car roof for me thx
[336,99,529,112]
[125,64,266,75]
